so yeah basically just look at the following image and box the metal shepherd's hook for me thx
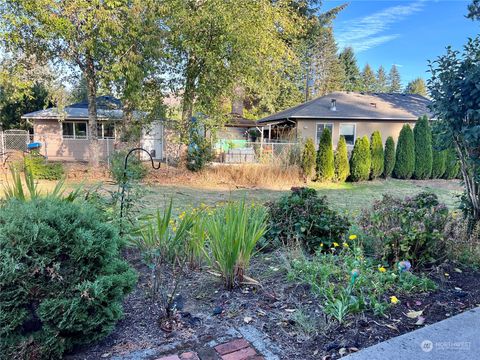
[119,147,161,223]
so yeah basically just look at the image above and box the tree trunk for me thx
[85,55,100,167]
[181,54,197,143]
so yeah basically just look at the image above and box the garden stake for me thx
[119,147,161,233]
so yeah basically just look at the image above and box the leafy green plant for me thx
[370,131,384,179]
[413,116,433,179]
[334,136,350,182]
[359,192,450,267]
[131,200,195,319]
[0,198,137,359]
[110,150,148,183]
[383,136,395,178]
[394,124,415,179]
[349,136,371,181]
[316,127,334,181]
[301,138,316,180]
[204,199,267,289]
[444,148,460,179]
[186,130,213,172]
[24,154,64,180]
[265,187,350,252]
[432,150,447,179]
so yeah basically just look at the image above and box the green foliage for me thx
[375,66,388,92]
[432,150,447,179]
[265,187,350,253]
[334,136,350,182]
[349,136,371,182]
[394,124,415,179]
[316,127,334,181]
[0,198,136,359]
[405,77,427,96]
[388,65,402,93]
[204,199,267,289]
[413,116,433,179]
[360,64,377,92]
[110,151,148,183]
[301,138,317,179]
[24,154,64,180]
[338,47,361,91]
[444,148,460,179]
[370,131,384,179]
[186,130,213,172]
[359,192,450,268]
[287,248,436,323]
[383,136,396,178]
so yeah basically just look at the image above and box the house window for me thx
[316,123,333,145]
[339,124,356,145]
[62,122,87,139]
[97,122,115,139]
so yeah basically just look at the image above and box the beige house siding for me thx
[33,119,114,161]
[295,118,416,148]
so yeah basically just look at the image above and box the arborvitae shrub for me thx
[413,116,433,179]
[370,131,384,179]
[334,136,350,182]
[444,148,460,179]
[431,150,447,179]
[0,198,137,359]
[394,124,415,179]
[316,127,334,181]
[301,138,317,180]
[24,154,65,180]
[349,136,371,181]
[384,136,395,178]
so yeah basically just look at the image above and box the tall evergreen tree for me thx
[370,131,384,179]
[361,64,377,92]
[388,65,402,93]
[301,138,317,180]
[316,127,334,181]
[413,116,433,179]
[394,124,415,179]
[350,136,371,181]
[338,47,361,91]
[335,136,350,182]
[384,136,396,178]
[432,150,447,179]
[405,77,427,96]
[313,27,345,97]
[444,148,460,179]
[375,66,388,93]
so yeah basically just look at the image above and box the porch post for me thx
[268,124,271,142]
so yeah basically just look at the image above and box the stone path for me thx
[344,306,480,360]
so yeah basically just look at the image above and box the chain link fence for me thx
[1,130,30,166]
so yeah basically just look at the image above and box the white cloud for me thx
[336,1,425,53]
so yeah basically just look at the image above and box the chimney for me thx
[370,102,377,108]
[330,99,337,111]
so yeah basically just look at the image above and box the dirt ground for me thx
[66,249,480,360]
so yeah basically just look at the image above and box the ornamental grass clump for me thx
[205,200,267,289]
[0,198,137,359]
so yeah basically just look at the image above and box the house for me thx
[21,96,164,162]
[257,92,433,147]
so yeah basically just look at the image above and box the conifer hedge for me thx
[316,127,334,181]
[301,138,317,180]
[394,124,415,179]
[370,131,384,179]
[413,116,433,179]
[431,150,447,179]
[444,148,460,179]
[334,136,350,182]
[350,136,371,181]
[384,136,395,178]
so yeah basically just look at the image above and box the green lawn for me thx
[139,178,462,217]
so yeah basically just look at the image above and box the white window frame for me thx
[97,122,116,140]
[339,123,356,146]
[62,121,88,140]
[315,122,334,146]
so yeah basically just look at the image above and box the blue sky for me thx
[326,0,480,85]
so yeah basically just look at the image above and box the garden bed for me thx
[66,250,480,360]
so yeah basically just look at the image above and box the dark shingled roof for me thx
[259,92,433,123]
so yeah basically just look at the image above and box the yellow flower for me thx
[320,243,324,247]
[390,296,399,304]
[179,211,186,220]
[349,234,357,240]
[343,242,349,248]
[333,242,339,247]
[444,272,450,277]
[378,266,387,273]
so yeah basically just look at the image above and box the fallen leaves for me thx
[405,310,423,319]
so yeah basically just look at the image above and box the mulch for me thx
[66,250,480,360]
